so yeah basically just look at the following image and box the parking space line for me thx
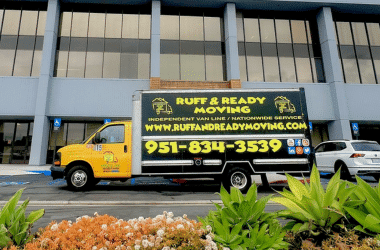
[0,182,29,186]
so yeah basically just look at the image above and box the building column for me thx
[317,7,352,140]
[224,3,241,87]
[150,1,161,88]
[29,0,60,165]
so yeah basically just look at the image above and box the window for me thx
[311,124,329,147]
[324,143,336,152]
[237,11,325,83]
[98,125,124,143]
[0,121,33,164]
[160,8,226,81]
[0,4,46,77]
[55,4,151,79]
[336,142,347,151]
[351,142,380,151]
[335,17,380,84]
[47,121,103,163]
[315,144,325,153]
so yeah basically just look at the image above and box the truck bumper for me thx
[50,166,65,180]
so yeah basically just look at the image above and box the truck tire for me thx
[223,167,251,193]
[67,165,94,191]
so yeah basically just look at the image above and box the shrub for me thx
[17,212,220,250]
[285,229,380,249]
[344,175,380,235]
[0,189,44,248]
[271,166,359,246]
[199,184,288,250]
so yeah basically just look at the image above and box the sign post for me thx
[352,123,359,140]
[309,122,313,134]
[53,118,61,164]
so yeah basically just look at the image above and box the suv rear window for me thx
[351,142,380,151]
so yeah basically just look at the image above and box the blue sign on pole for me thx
[54,118,61,128]
[352,123,359,131]
[104,119,111,124]
[53,118,61,131]
[309,122,313,133]
[352,123,359,136]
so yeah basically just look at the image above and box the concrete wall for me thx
[242,83,335,122]
[345,85,380,121]
[48,78,150,118]
[15,0,380,14]
[0,77,38,118]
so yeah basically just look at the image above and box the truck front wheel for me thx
[67,165,94,191]
[223,167,252,193]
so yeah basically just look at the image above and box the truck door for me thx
[89,123,132,178]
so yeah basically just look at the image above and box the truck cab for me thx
[51,121,132,190]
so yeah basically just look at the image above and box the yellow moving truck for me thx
[51,88,313,192]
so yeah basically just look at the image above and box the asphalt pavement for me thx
[0,164,378,234]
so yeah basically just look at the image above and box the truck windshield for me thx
[81,126,103,144]
[352,142,380,151]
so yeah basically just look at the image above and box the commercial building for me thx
[0,0,379,165]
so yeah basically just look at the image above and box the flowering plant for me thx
[4,211,222,250]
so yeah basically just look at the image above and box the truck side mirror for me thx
[93,133,101,144]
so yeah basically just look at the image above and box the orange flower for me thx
[19,212,221,250]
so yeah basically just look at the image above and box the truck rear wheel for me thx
[67,165,94,191]
[223,167,251,193]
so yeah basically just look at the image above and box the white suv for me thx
[315,140,380,180]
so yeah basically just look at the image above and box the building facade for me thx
[0,0,379,165]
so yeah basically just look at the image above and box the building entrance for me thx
[0,122,33,164]
[357,125,380,144]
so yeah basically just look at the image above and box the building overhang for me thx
[7,0,380,15]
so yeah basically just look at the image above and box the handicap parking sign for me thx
[351,123,359,136]
[352,123,359,131]
[53,118,61,131]
[54,118,61,128]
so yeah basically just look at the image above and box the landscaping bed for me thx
[2,167,380,249]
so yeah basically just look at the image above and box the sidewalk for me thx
[0,164,51,176]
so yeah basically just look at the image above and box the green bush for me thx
[271,166,361,246]
[0,188,45,247]
[344,175,380,235]
[198,184,288,250]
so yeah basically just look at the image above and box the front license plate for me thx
[372,159,380,163]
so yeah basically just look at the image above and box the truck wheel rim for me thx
[230,172,247,189]
[71,170,87,188]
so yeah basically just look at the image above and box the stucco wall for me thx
[0,77,38,118]
[47,78,150,118]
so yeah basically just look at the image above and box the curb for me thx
[0,200,278,206]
